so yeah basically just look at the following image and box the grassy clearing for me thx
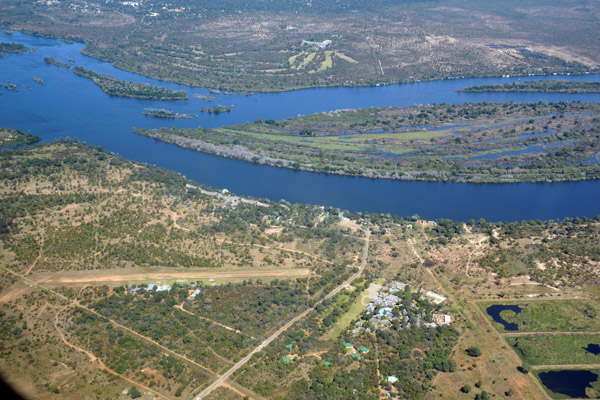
[479,299,600,334]
[318,51,333,71]
[323,290,366,340]
[507,335,600,366]
[335,52,358,64]
[454,146,528,159]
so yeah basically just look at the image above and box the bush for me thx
[466,346,482,357]
[130,387,141,399]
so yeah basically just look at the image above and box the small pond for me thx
[584,344,600,356]
[538,370,599,399]
[485,304,523,331]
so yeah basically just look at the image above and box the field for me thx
[480,299,600,334]
[0,0,598,91]
[478,298,600,399]
[506,335,600,366]
[137,102,600,183]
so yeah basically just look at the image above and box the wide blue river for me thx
[1,29,600,221]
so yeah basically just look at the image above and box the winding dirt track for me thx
[54,306,172,399]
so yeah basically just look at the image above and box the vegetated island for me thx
[200,104,233,114]
[193,93,217,101]
[0,127,41,147]
[43,56,70,68]
[73,66,188,100]
[136,101,600,183]
[142,108,197,119]
[459,79,600,93]
[0,42,27,53]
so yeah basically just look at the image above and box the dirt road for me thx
[33,268,311,286]
[193,230,371,400]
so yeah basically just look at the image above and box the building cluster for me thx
[351,281,452,334]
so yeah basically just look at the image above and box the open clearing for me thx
[29,267,311,286]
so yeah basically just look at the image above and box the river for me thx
[1,28,600,221]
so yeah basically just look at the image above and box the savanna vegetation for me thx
[0,0,598,92]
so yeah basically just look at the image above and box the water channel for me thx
[1,28,600,221]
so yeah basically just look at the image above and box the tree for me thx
[175,386,184,397]
[518,362,531,374]
[461,384,472,393]
[475,391,490,400]
[130,386,141,399]
[466,346,482,357]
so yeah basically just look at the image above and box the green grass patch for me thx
[323,291,366,340]
[507,334,600,366]
[318,51,333,71]
[454,146,527,159]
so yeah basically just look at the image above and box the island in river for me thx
[142,108,197,119]
[136,101,600,183]
[459,80,600,93]
[73,66,188,100]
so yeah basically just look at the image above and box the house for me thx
[425,291,446,305]
[147,283,171,292]
[190,289,201,298]
[350,353,361,360]
[282,357,292,363]
[284,344,294,351]
[343,342,354,350]
[301,39,332,49]
[432,313,454,325]
[388,376,398,383]
[322,361,331,366]
[359,346,369,354]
